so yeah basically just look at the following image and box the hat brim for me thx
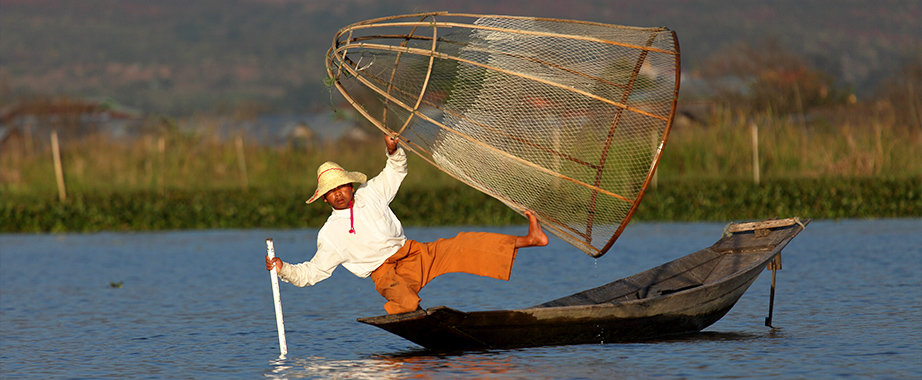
[306,170,367,204]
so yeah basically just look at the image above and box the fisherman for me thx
[265,134,548,314]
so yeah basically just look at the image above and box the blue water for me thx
[1,219,920,379]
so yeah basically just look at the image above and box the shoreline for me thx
[4,177,919,233]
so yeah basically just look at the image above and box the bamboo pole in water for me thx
[765,253,781,327]
[51,130,66,202]
[265,239,288,357]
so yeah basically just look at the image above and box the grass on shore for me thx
[2,107,920,233]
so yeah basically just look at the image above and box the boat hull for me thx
[359,218,808,350]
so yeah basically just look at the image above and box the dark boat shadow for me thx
[646,330,767,343]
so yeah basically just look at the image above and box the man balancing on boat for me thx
[265,134,548,315]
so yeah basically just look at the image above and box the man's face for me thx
[322,183,354,210]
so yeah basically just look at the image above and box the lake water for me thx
[1,219,919,379]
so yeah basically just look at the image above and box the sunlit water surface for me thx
[1,219,920,379]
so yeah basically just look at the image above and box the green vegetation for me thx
[638,178,919,222]
[2,177,918,233]
[2,108,919,233]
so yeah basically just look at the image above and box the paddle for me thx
[265,238,288,357]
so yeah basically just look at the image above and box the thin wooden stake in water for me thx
[236,136,249,189]
[765,253,781,327]
[750,121,760,185]
[266,239,288,357]
[157,136,166,195]
[50,130,66,202]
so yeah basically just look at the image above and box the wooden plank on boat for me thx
[713,219,803,254]
[726,218,801,233]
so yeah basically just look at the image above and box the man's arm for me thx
[362,134,407,203]
[265,238,344,287]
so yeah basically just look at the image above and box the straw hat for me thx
[306,161,367,204]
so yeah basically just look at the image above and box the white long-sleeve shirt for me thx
[278,148,408,287]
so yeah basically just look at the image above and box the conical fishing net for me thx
[326,12,680,257]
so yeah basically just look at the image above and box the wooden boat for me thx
[358,218,809,350]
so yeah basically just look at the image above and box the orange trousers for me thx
[369,232,518,314]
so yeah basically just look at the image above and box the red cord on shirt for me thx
[348,200,356,234]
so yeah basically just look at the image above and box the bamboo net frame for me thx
[326,12,681,258]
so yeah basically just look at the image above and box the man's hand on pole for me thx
[385,134,399,155]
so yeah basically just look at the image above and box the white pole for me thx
[265,239,288,357]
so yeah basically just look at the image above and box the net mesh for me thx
[326,12,680,257]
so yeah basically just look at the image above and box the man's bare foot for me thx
[515,210,549,248]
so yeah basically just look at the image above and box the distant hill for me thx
[1,0,919,115]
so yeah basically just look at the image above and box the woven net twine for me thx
[326,12,681,258]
